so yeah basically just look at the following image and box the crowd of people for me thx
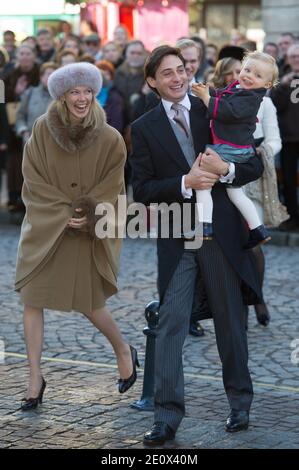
[0,26,298,232]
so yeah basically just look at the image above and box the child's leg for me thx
[195,189,213,223]
[226,187,261,229]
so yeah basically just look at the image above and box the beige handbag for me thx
[6,102,20,126]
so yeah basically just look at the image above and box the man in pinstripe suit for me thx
[130,46,263,446]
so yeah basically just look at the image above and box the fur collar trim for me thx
[45,101,106,153]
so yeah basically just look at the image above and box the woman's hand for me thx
[15,75,28,97]
[67,208,88,231]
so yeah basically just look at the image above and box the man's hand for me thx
[185,155,219,191]
[199,147,229,176]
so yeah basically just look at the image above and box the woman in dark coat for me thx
[4,44,40,213]
[96,60,125,133]
[0,104,9,196]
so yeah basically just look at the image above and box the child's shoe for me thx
[244,225,271,250]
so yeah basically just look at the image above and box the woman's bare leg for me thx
[23,306,44,398]
[84,307,133,379]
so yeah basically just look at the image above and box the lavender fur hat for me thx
[48,62,103,100]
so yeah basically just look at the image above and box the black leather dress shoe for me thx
[189,321,205,337]
[143,422,176,446]
[225,409,249,432]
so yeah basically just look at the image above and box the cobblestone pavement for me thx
[0,224,299,449]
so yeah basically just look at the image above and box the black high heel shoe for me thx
[118,346,139,394]
[20,377,46,411]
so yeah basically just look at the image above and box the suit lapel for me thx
[149,103,190,173]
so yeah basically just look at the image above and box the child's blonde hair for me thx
[242,51,279,86]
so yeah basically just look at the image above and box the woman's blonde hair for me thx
[56,95,102,128]
[212,57,240,88]
[242,51,279,86]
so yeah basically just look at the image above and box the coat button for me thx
[71,183,78,188]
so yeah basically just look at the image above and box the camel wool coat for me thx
[15,101,126,314]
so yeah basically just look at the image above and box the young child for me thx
[191,51,278,249]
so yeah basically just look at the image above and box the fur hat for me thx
[218,45,246,62]
[48,62,103,100]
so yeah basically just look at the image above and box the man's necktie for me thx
[171,103,190,138]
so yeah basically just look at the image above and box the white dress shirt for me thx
[189,76,197,96]
[161,94,235,199]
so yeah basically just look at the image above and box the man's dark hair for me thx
[144,45,185,95]
[3,30,15,38]
[124,39,145,57]
[190,35,206,55]
[206,43,218,51]
[280,32,295,39]
[37,28,53,37]
[126,40,145,50]
[263,42,279,52]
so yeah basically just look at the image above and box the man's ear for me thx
[146,76,156,89]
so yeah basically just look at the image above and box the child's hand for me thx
[191,83,210,106]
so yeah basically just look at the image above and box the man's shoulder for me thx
[131,102,162,130]
[189,94,208,112]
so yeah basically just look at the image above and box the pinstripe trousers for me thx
[154,238,253,432]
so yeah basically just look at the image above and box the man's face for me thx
[4,33,15,51]
[278,35,294,57]
[37,33,54,52]
[147,54,188,102]
[64,39,80,56]
[180,46,200,82]
[113,27,128,47]
[264,44,279,60]
[85,41,100,56]
[17,46,36,68]
[288,46,299,73]
[206,46,218,65]
[126,44,146,68]
[103,43,120,64]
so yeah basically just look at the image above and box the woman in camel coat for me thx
[15,62,138,410]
